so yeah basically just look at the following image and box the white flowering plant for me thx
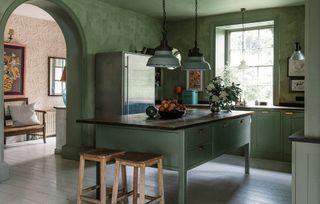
[206,76,242,112]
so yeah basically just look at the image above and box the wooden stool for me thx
[77,148,126,204]
[111,152,165,204]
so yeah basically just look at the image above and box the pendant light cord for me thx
[241,8,246,59]
[162,0,167,40]
[194,0,198,48]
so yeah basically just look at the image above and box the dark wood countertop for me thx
[289,129,320,144]
[185,104,304,111]
[77,109,254,130]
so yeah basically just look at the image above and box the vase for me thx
[210,102,221,114]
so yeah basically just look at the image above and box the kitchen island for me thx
[77,109,254,204]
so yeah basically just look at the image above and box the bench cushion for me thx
[9,103,41,127]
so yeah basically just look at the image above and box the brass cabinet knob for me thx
[198,129,204,134]
[198,145,205,151]
[285,112,294,115]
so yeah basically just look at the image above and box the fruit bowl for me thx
[158,110,185,119]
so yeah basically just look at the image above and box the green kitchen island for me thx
[77,109,254,204]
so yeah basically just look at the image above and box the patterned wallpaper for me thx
[4,14,66,110]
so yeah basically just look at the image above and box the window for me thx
[48,57,66,96]
[217,22,274,104]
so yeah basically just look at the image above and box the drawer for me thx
[186,143,212,168]
[185,124,212,149]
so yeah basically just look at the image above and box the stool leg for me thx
[157,159,165,204]
[139,165,146,204]
[133,167,139,204]
[111,161,121,204]
[77,155,85,204]
[121,165,128,204]
[100,158,106,204]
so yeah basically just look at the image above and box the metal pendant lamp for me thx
[182,0,211,71]
[239,8,248,69]
[146,0,180,69]
[290,42,305,61]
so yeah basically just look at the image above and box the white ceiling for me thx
[104,0,305,20]
[12,4,54,21]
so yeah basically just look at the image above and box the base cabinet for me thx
[238,108,304,162]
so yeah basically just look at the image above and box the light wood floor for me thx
[1,138,291,204]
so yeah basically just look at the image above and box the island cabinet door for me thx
[281,111,304,161]
[212,116,251,157]
[251,110,282,160]
[185,124,212,169]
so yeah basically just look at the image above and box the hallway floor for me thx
[1,138,291,204]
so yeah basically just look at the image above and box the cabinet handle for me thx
[285,112,294,115]
[198,129,204,134]
[240,119,244,124]
[261,111,269,114]
[198,145,205,151]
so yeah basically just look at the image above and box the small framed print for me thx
[288,58,305,77]
[186,70,203,91]
[290,78,304,92]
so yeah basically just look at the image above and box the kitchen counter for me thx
[185,104,304,111]
[77,109,254,130]
[77,109,253,204]
[289,129,320,144]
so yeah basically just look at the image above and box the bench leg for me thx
[43,130,46,143]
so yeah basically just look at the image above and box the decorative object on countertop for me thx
[175,85,183,103]
[182,90,198,104]
[158,100,186,119]
[182,0,211,71]
[146,0,180,69]
[146,106,159,119]
[206,76,242,113]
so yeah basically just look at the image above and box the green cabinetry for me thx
[281,111,304,161]
[239,108,304,161]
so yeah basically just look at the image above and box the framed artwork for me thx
[3,43,26,96]
[48,57,66,96]
[290,78,304,92]
[288,58,305,77]
[186,70,203,91]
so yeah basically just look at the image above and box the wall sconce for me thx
[8,29,14,42]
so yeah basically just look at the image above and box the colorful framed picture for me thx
[288,58,305,77]
[290,78,304,92]
[186,70,203,91]
[4,43,26,96]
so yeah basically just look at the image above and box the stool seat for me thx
[81,148,125,160]
[115,152,162,165]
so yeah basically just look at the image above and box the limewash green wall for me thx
[0,0,161,162]
[163,6,305,104]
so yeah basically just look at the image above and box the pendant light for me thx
[290,42,305,61]
[146,0,180,69]
[182,0,211,71]
[239,8,248,69]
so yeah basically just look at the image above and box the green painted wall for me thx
[162,6,305,104]
[0,0,161,162]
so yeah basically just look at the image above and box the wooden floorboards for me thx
[1,138,291,204]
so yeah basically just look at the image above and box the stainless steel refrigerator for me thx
[95,51,155,117]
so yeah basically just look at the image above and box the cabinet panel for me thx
[282,111,304,161]
[185,124,212,150]
[251,110,282,160]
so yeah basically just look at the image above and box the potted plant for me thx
[206,76,242,113]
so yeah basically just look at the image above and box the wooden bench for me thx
[4,97,47,144]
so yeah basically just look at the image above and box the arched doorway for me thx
[0,0,87,182]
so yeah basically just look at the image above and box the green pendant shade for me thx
[290,42,305,61]
[146,0,180,69]
[182,0,211,71]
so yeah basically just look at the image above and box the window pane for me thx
[55,68,63,80]
[244,50,259,66]
[259,28,274,48]
[258,66,273,85]
[259,48,273,65]
[55,82,62,94]
[244,30,259,50]
[230,32,242,50]
[229,50,242,66]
